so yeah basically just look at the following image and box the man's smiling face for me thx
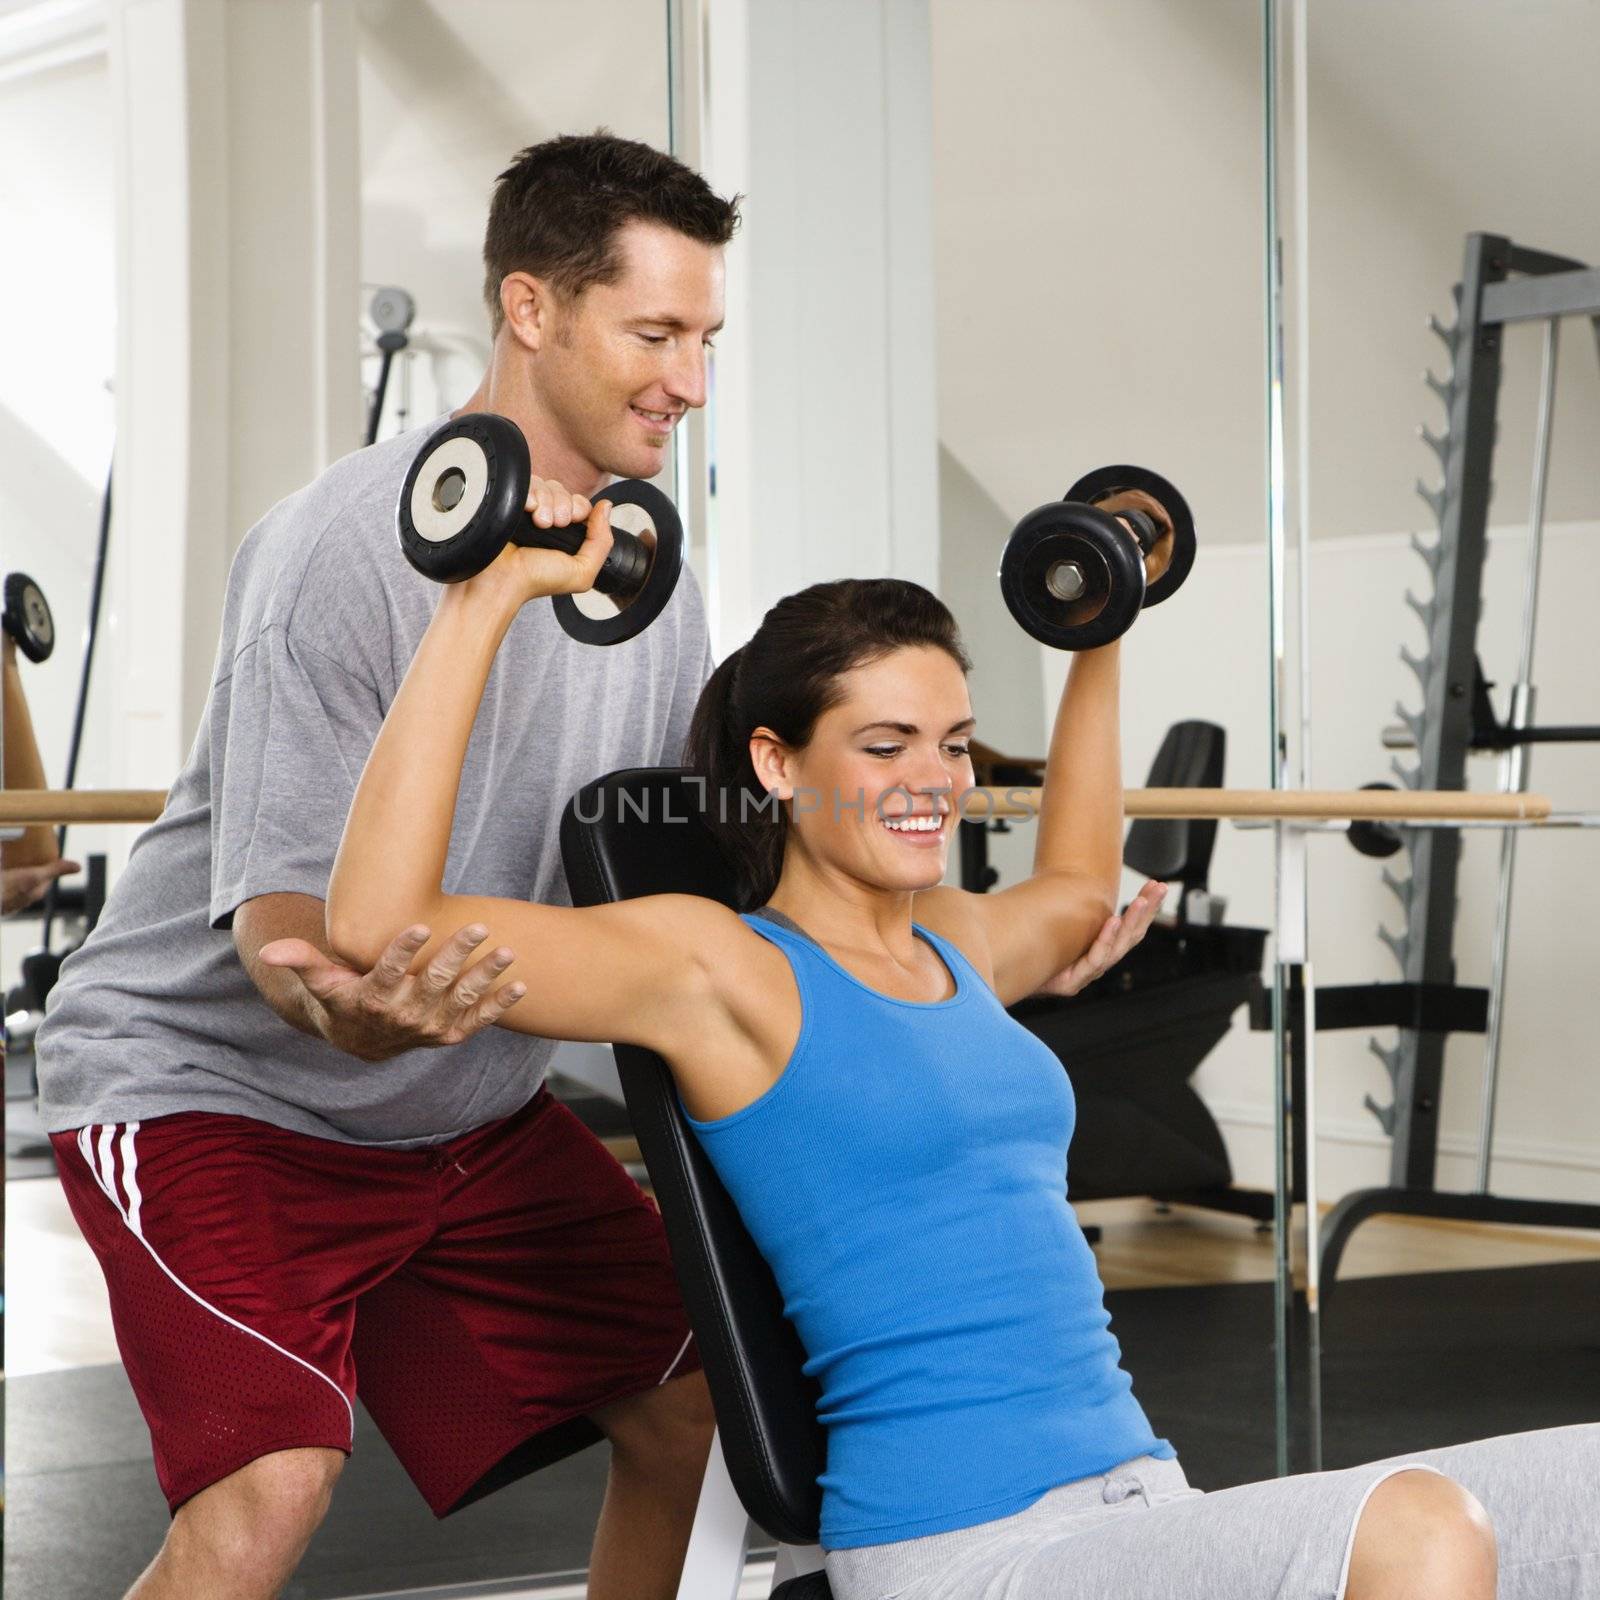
[534,219,725,482]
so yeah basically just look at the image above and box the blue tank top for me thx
[681,913,1173,1549]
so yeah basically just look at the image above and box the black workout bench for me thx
[561,766,831,1598]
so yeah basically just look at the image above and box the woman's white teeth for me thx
[883,816,942,832]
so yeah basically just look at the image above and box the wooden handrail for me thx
[0,786,1554,828]
[964,787,1552,822]
[1,790,170,825]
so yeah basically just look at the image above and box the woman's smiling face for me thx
[750,645,976,894]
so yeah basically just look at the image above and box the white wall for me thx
[0,0,365,859]
[930,0,1267,551]
[928,0,1600,549]
[938,444,1045,757]
[1299,0,1600,543]
[695,0,940,653]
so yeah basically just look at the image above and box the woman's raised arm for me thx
[322,504,742,1051]
[935,642,1123,1007]
[917,492,1168,1006]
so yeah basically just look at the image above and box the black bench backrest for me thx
[559,768,826,1546]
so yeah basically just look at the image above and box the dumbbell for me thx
[999,465,1196,650]
[397,413,683,647]
[3,572,55,663]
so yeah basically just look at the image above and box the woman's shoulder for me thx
[642,895,791,997]
[643,894,759,946]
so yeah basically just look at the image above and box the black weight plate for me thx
[397,413,529,583]
[1347,781,1404,859]
[1064,463,1196,608]
[999,501,1145,650]
[552,479,684,647]
[3,571,54,663]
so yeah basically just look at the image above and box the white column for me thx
[108,0,359,792]
[694,0,938,655]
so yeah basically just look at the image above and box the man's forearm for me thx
[234,893,333,1039]
[250,962,330,1039]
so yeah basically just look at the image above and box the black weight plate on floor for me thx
[1065,463,1196,608]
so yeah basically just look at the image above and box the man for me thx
[38,133,730,1600]
[36,131,1158,1600]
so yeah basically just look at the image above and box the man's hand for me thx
[1031,879,1167,998]
[1,858,79,916]
[255,922,525,1063]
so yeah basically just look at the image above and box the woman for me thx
[311,496,1597,1600]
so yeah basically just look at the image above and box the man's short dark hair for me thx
[483,131,741,333]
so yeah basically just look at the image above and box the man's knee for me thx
[171,1447,345,1570]
[1349,1469,1496,1596]
[592,1369,716,1473]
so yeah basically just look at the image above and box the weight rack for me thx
[1317,232,1600,1293]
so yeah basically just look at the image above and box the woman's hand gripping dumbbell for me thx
[396,412,683,647]
[1000,465,1196,649]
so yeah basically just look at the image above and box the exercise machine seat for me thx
[559,768,828,1550]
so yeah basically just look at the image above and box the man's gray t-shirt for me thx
[36,423,714,1148]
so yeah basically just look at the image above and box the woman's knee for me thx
[171,1447,345,1571]
[1346,1468,1497,1599]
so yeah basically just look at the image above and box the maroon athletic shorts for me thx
[51,1087,701,1515]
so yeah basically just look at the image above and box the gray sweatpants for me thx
[824,1423,1600,1600]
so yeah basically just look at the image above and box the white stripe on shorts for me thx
[658,1330,695,1386]
[96,1122,117,1202]
[75,1122,356,1445]
[118,1122,143,1235]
